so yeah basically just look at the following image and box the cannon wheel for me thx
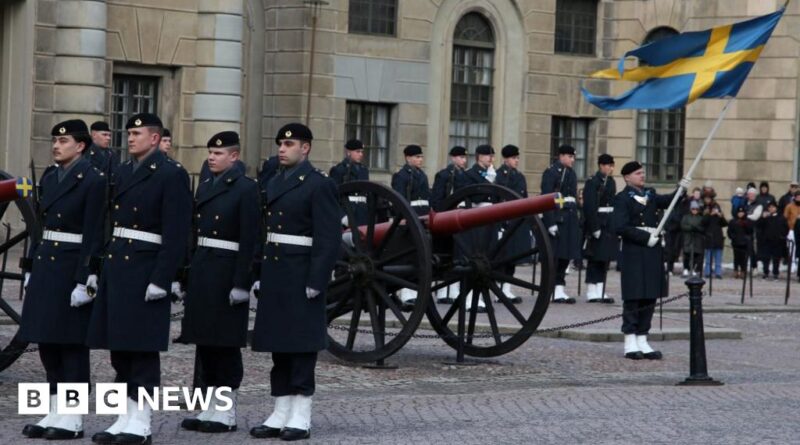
[0,170,40,372]
[426,183,554,358]
[326,181,432,363]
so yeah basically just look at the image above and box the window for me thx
[111,75,159,154]
[345,102,391,171]
[636,28,685,183]
[554,0,598,55]
[348,0,396,36]
[551,117,590,179]
[449,13,494,155]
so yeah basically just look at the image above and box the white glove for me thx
[24,272,30,289]
[485,165,497,183]
[498,229,504,241]
[170,281,186,301]
[341,215,349,227]
[647,235,660,248]
[306,287,320,299]
[593,230,601,239]
[70,284,93,307]
[788,231,795,242]
[144,283,168,302]
[548,225,558,237]
[679,178,691,190]
[229,287,250,305]
[86,274,98,295]
[250,281,261,299]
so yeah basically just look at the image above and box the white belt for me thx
[267,232,313,247]
[637,227,660,235]
[598,207,614,213]
[348,196,367,204]
[410,200,429,207]
[112,227,162,245]
[198,236,239,252]
[42,230,82,244]
[561,196,576,203]
[475,202,493,208]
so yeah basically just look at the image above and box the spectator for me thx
[728,207,753,279]
[701,199,727,279]
[778,181,799,215]
[702,181,716,199]
[756,181,776,208]
[681,200,705,277]
[731,187,746,218]
[784,190,800,232]
[757,201,788,280]
[746,187,763,271]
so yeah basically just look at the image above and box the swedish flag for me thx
[582,8,785,110]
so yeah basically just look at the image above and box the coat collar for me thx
[196,166,243,206]
[267,159,314,205]
[115,149,166,198]
[40,157,91,211]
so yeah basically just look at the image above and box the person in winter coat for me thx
[745,188,764,271]
[757,201,788,280]
[681,200,705,277]
[727,207,754,279]
[730,187,746,218]
[756,181,776,208]
[701,199,727,278]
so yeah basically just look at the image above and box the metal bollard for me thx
[677,276,723,386]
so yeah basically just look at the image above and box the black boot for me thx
[250,425,282,439]
[280,427,311,441]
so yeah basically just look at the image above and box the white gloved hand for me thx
[788,230,795,242]
[170,281,186,301]
[498,229,504,241]
[306,287,320,299]
[593,230,601,239]
[679,177,691,190]
[70,284,93,307]
[229,287,250,305]
[144,283,168,302]
[647,235,660,248]
[548,225,558,237]
[485,165,497,183]
[86,274,99,295]
[250,281,261,299]
[24,272,30,289]
[341,215,349,227]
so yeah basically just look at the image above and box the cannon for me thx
[0,174,40,372]
[328,182,561,363]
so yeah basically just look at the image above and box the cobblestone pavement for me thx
[0,266,798,444]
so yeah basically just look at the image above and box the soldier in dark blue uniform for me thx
[541,145,581,304]
[250,124,340,442]
[19,120,107,440]
[85,121,120,176]
[86,113,192,444]
[613,161,688,360]
[159,128,172,155]
[494,144,529,304]
[582,154,617,303]
[391,144,430,309]
[179,131,259,434]
[330,139,370,226]
[463,144,497,187]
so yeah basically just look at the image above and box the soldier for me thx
[158,128,172,154]
[179,131,259,433]
[582,154,617,303]
[19,120,107,440]
[198,132,246,182]
[541,145,581,304]
[330,139,370,226]
[86,121,120,176]
[249,123,340,441]
[494,144,529,304]
[391,144,430,310]
[86,113,192,444]
[613,161,688,360]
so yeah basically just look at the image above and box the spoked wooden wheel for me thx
[326,181,431,363]
[0,170,40,372]
[426,184,554,358]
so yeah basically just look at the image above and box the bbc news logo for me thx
[18,383,233,415]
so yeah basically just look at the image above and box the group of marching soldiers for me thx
[19,115,339,443]
[18,114,689,443]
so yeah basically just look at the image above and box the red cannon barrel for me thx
[0,177,33,204]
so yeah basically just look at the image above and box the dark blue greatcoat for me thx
[582,171,618,262]
[252,160,341,353]
[391,164,430,216]
[430,164,466,211]
[180,168,259,347]
[84,144,120,177]
[19,158,107,345]
[495,164,533,263]
[612,185,674,301]
[541,161,581,261]
[330,157,370,225]
[86,149,192,352]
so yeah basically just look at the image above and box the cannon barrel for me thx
[0,177,33,204]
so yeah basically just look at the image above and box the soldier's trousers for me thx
[196,345,243,390]
[621,299,656,335]
[270,352,317,397]
[39,343,90,395]
[555,258,570,285]
[585,260,607,283]
[110,350,160,400]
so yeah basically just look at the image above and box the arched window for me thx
[636,27,686,182]
[449,13,494,154]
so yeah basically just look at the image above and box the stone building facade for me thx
[0,0,798,207]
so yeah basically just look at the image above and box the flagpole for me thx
[653,97,735,237]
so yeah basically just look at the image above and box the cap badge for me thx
[216,139,222,146]
[134,118,142,126]
[58,127,66,134]
[285,130,292,138]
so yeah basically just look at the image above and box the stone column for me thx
[53,0,107,123]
